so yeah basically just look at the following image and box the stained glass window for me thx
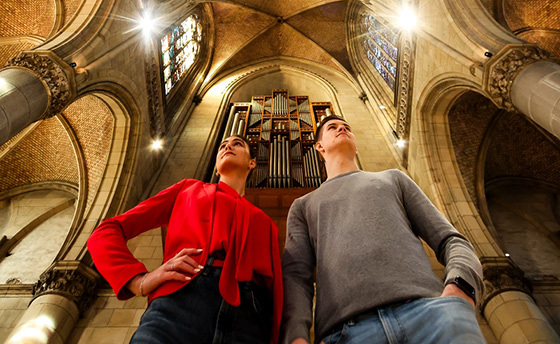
[361,14,399,91]
[161,14,202,95]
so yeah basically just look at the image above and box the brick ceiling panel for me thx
[0,118,78,193]
[485,112,560,186]
[63,95,114,210]
[448,92,499,204]
[0,42,35,67]
[518,30,560,59]
[64,0,82,27]
[0,0,55,38]
[503,0,560,31]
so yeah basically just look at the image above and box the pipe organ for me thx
[211,89,335,188]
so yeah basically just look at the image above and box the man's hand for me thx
[441,283,476,309]
[291,338,309,344]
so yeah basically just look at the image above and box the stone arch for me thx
[55,87,139,262]
[192,57,398,181]
[415,75,503,258]
[0,184,77,284]
[148,56,398,195]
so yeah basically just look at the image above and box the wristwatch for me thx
[448,276,476,300]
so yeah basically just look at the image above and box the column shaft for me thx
[0,68,48,145]
[511,61,560,139]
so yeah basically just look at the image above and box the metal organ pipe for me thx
[311,149,321,186]
[223,107,237,140]
[284,138,290,187]
[237,119,245,135]
[230,112,240,136]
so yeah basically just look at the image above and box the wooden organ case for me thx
[209,89,335,188]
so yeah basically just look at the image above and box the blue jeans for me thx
[130,266,272,344]
[321,297,486,344]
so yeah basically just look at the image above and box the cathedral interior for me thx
[1,0,560,343]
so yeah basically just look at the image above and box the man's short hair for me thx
[315,115,349,143]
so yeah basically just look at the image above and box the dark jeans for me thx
[322,297,486,344]
[130,266,272,344]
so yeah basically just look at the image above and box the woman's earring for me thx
[215,172,220,176]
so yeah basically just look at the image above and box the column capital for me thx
[3,50,77,119]
[482,43,557,111]
[481,257,532,308]
[32,261,100,315]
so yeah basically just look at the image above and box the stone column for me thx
[0,51,76,146]
[481,258,560,343]
[483,44,560,140]
[5,261,99,344]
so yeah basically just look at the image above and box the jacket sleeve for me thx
[280,198,315,344]
[395,170,483,304]
[269,219,284,344]
[87,179,190,300]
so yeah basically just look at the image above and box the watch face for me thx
[454,276,475,297]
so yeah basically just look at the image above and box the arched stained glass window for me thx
[361,14,399,91]
[160,14,202,95]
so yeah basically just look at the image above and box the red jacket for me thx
[87,179,283,343]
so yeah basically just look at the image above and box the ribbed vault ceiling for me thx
[207,0,351,80]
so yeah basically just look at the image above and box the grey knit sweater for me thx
[280,169,483,344]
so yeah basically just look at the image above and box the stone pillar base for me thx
[484,290,560,343]
[5,294,79,344]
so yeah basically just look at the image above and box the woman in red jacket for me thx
[87,135,282,344]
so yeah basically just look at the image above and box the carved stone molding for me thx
[396,31,415,143]
[5,50,77,119]
[481,257,532,309]
[33,261,100,315]
[145,59,165,138]
[483,44,556,112]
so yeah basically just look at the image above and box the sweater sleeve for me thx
[395,170,483,304]
[281,198,315,344]
[87,179,189,300]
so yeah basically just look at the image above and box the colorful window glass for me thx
[361,14,399,91]
[161,14,202,95]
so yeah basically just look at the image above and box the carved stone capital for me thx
[5,50,76,119]
[33,261,100,315]
[481,257,532,308]
[483,44,556,111]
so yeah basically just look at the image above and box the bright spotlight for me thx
[151,139,163,150]
[396,139,406,148]
[139,11,154,37]
[397,6,417,31]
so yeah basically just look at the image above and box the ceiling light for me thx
[397,6,417,31]
[139,11,155,37]
[151,139,163,150]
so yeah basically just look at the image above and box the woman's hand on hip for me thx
[127,248,203,296]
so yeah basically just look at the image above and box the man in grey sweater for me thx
[281,115,485,344]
